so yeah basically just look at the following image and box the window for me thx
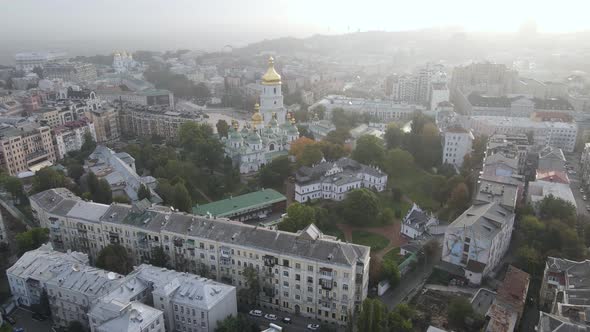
[295,263,301,269]
[308,266,314,272]
[283,271,289,277]
[283,259,289,267]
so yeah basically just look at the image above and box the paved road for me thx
[7,307,54,332]
[564,153,589,216]
[240,306,343,332]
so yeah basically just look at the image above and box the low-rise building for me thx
[86,146,161,203]
[309,95,426,122]
[484,265,530,332]
[294,157,387,203]
[30,188,371,325]
[193,189,286,222]
[400,204,439,239]
[97,88,174,108]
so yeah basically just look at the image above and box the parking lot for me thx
[5,308,54,332]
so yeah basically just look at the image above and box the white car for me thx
[307,324,320,330]
[264,314,277,320]
[249,310,263,317]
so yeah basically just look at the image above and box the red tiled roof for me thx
[496,265,530,314]
[536,171,570,184]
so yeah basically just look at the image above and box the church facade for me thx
[223,57,299,174]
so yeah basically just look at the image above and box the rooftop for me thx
[31,189,370,267]
[193,189,286,217]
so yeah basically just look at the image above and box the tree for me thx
[447,182,470,213]
[35,289,51,316]
[4,176,24,203]
[66,321,86,332]
[150,246,168,268]
[384,123,404,149]
[382,259,401,287]
[538,195,576,225]
[278,203,317,232]
[172,182,192,213]
[113,196,131,204]
[387,304,415,332]
[67,163,84,183]
[259,155,291,189]
[298,143,323,167]
[79,132,96,160]
[324,128,352,145]
[214,314,259,332]
[178,122,223,171]
[289,137,316,160]
[341,189,380,226]
[356,298,388,332]
[33,167,68,193]
[16,228,49,254]
[32,66,44,79]
[241,266,260,303]
[96,244,131,274]
[352,135,385,167]
[138,184,152,201]
[319,141,349,161]
[86,171,99,194]
[93,179,112,204]
[384,148,414,176]
[216,120,230,138]
[378,208,395,225]
[448,297,482,330]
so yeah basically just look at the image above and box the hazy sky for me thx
[2,0,590,51]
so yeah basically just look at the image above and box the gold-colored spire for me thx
[251,103,263,126]
[261,56,281,85]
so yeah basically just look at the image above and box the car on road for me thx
[3,315,16,325]
[584,195,587,201]
[586,205,590,211]
[249,310,263,317]
[282,317,292,324]
[264,314,277,320]
[307,324,320,330]
[581,188,585,193]
[32,312,47,321]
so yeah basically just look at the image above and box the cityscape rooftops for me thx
[46,265,123,298]
[31,188,370,267]
[448,201,514,239]
[295,157,386,185]
[192,189,286,217]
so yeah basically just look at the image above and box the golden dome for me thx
[261,56,281,85]
[251,103,263,125]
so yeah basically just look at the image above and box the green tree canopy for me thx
[16,228,49,254]
[138,184,152,201]
[382,259,401,287]
[341,189,380,226]
[448,297,483,331]
[384,123,404,149]
[150,246,168,268]
[96,244,131,275]
[351,135,385,167]
[538,195,576,225]
[214,314,259,332]
[33,167,69,193]
[259,155,291,189]
[172,182,192,213]
[178,122,223,171]
[66,321,86,332]
[298,143,324,167]
[356,298,388,332]
[278,203,317,232]
[216,120,230,138]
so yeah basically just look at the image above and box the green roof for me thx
[193,189,286,217]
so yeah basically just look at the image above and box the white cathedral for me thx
[112,51,137,73]
[223,57,299,174]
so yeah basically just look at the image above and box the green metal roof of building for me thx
[192,189,286,217]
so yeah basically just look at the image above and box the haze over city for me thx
[2,1,590,332]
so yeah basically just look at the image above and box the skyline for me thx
[2,0,590,53]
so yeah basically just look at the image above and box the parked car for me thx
[249,309,263,317]
[586,205,590,211]
[307,324,320,330]
[581,188,585,193]
[3,315,16,325]
[264,314,277,321]
[583,195,587,201]
[282,317,292,324]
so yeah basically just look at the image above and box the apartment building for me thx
[30,188,371,325]
[117,103,200,141]
[97,88,174,108]
[14,51,67,72]
[43,62,98,83]
[442,126,474,168]
[6,244,89,307]
[53,119,97,159]
[86,105,120,143]
[309,95,427,122]
[0,123,57,175]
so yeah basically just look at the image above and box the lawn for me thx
[383,247,402,264]
[352,231,390,251]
